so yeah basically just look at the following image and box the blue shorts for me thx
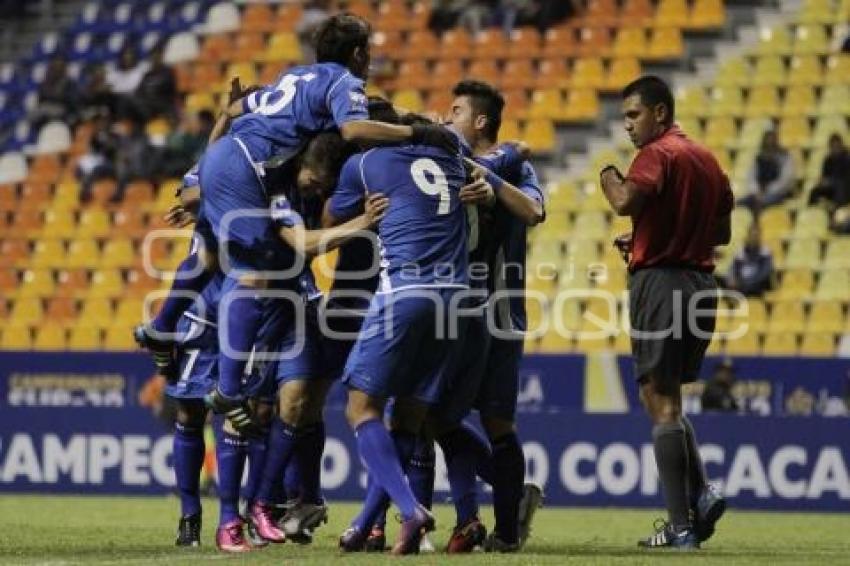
[434,308,492,425]
[475,334,524,421]
[199,136,290,273]
[273,300,325,384]
[319,296,369,382]
[342,287,464,405]
[165,316,218,400]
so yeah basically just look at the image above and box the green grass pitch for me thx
[0,496,848,565]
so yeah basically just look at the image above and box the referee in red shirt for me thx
[600,76,733,550]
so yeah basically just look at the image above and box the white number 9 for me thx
[410,158,450,215]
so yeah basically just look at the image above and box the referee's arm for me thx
[599,166,646,216]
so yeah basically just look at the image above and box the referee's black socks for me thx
[652,422,691,531]
[680,416,707,508]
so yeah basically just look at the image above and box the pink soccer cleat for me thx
[250,502,286,543]
[215,519,251,553]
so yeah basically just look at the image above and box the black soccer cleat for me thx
[204,388,261,437]
[517,482,544,549]
[694,483,726,543]
[339,526,369,552]
[134,324,179,383]
[638,519,699,550]
[363,526,387,552]
[175,513,201,547]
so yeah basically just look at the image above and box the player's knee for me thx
[345,390,381,428]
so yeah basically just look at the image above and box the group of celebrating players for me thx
[134,12,547,555]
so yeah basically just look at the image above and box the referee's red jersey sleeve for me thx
[626,146,664,194]
[717,174,734,216]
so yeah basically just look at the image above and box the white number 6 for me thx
[410,158,450,215]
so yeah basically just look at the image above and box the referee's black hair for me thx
[314,13,371,67]
[622,76,675,124]
[452,80,505,141]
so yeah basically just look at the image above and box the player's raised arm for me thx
[464,153,545,227]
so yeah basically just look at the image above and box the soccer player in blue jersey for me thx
[326,114,469,555]
[134,13,456,423]
[433,80,546,553]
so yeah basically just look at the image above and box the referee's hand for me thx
[613,232,632,264]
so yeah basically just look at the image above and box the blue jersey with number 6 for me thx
[328,142,468,292]
[234,62,368,163]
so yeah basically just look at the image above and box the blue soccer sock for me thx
[438,424,492,525]
[294,421,326,505]
[489,432,525,544]
[255,420,298,505]
[217,281,263,398]
[173,422,205,518]
[351,475,390,533]
[408,437,436,510]
[151,253,211,334]
[354,420,419,520]
[240,430,269,508]
[214,417,248,526]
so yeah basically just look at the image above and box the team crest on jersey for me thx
[349,91,367,108]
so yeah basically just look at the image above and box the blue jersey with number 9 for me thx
[328,140,468,292]
[232,62,369,164]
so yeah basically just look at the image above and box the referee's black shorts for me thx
[628,267,718,386]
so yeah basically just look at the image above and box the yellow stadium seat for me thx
[780,85,816,117]
[53,182,79,208]
[1,327,33,349]
[570,58,605,90]
[529,239,564,264]
[88,269,124,299]
[65,239,101,269]
[759,208,792,239]
[703,116,736,148]
[184,92,216,112]
[761,238,785,269]
[604,58,641,91]
[799,333,836,356]
[777,116,811,148]
[751,56,786,87]
[100,239,136,269]
[815,269,850,301]
[715,58,750,88]
[75,209,111,238]
[816,85,850,117]
[17,269,55,298]
[824,54,850,85]
[29,239,65,269]
[787,55,823,86]
[690,0,725,28]
[708,86,744,117]
[762,331,799,355]
[115,298,145,326]
[612,28,647,57]
[524,119,557,153]
[723,328,760,355]
[744,86,780,118]
[807,301,845,332]
[767,269,814,302]
[784,238,821,269]
[33,325,66,350]
[655,0,688,27]
[793,24,829,55]
[539,330,574,353]
[77,298,114,328]
[41,209,77,239]
[497,119,521,143]
[223,63,258,90]
[103,326,137,351]
[68,327,101,350]
[646,28,684,60]
[823,238,850,268]
[675,86,709,118]
[797,0,839,24]
[391,89,424,114]
[561,90,599,122]
[527,89,564,120]
[794,208,829,239]
[262,32,302,63]
[9,297,44,325]
[754,26,792,56]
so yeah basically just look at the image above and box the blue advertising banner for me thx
[1,352,848,510]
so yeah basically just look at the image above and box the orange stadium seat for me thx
[501,89,529,120]
[576,27,611,57]
[472,29,508,60]
[507,27,541,60]
[372,30,403,60]
[0,267,18,294]
[19,182,52,208]
[11,208,44,236]
[198,33,233,64]
[45,296,78,325]
[55,269,90,298]
[241,3,276,34]
[395,60,431,91]
[0,239,29,268]
[619,0,654,27]
[376,0,412,32]
[430,60,464,90]
[582,0,619,27]
[501,59,535,91]
[534,58,571,90]
[233,33,265,62]
[346,0,376,20]
[274,3,303,32]
[467,59,500,86]
[541,27,577,58]
[439,29,473,60]
[188,65,223,94]
[126,268,160,299]
[88,179,118,206]
[425,90,453,115]
[27,155,62,184]
[401,29,440,61]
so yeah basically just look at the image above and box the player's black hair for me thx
[452,80,505,141]
[367,95,400,124]
[622,76,675,124]
[314,13,371,68]
[302,132,357,182]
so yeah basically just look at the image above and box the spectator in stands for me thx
[501,0,576,33]
[156,110,214,178]
[701,359,739,413]
[30,56,77,129]
[76,118,117,199]
[297,0,333,63]
[135,45,177,120]
[738,130,796,211]
[808,133,850,210]
[114,118,154,197]
[77,64,115,119]
[727,224,774,297]
[429,1,495,35]
[106,46,150,95]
